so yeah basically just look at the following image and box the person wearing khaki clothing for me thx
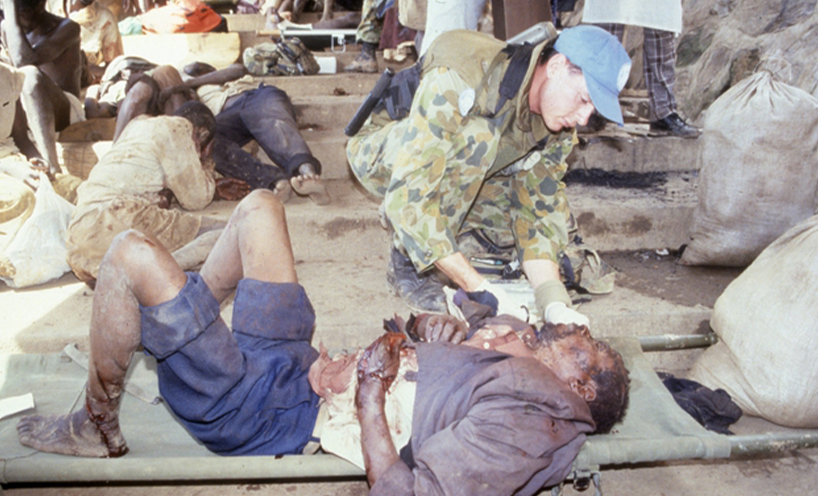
[347,26,631,325]
[66,107,234,283]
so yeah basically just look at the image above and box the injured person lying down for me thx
[16,189,630,495]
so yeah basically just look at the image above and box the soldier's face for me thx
[530,54,596,132]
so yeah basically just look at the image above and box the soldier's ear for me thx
[545,53,569,78]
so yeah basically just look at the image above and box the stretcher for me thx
[2,335,817,494]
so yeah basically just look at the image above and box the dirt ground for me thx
[601,250,743,309]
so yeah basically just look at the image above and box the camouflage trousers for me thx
[347,68,571,273]
[356,0,386,44]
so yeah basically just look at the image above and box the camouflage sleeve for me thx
[509,131,577,263]
[383,67,502,272]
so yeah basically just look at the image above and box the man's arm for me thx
[355,333,405,487]
[161,121,216,211]
[2,0,80,68]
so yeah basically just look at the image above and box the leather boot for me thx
[386,247,447,313]
[345,42,378,73]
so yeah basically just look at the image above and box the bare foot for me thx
[291,173,330,205]
[273,179,293,203]
[17,408,128,458]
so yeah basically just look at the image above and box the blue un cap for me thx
[554,25,632,125]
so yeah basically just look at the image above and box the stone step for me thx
[569,133,702,173]
[193,177,710,372]
[58,121,702,185]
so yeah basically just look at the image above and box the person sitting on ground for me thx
[65,101,250,284]
[1,0,83,177]
[67,0,123,85]
[17,187,629,495]
[0,62,82,282]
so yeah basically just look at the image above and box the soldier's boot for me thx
[386,247,447,313]
[345,42,378,73]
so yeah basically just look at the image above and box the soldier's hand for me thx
[214,177,251,201]
[412,314,468,344]
[544,302,590,328]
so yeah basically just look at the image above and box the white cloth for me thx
[0,62,25,139]
[582,0,683,34]
[315,348,417,470]
[420,0,487,56]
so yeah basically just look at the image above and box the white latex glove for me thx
[544,302,590,328]
[475,280,530,322]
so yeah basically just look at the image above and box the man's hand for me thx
[475,279,530,322]
[356,332,405,487]
[214,177,251,201]
[412,314,468,344]
[544,302,590,328]
[356,332,406,392]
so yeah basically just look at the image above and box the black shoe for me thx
[386,247,447,313]
[650,113,701,138]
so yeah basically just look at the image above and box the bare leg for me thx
[291,163,330,205]
[16,190,295,457]
[16,66,71,174]
[170,229,222,272]
[199,189,297,302]
[17,229,187,457]
[114,66,192,142]
[113,81,153,142]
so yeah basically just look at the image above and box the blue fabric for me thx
[140,273,321,456]
[214,84,321,190]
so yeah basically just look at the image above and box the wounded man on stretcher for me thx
[16,190,630,495]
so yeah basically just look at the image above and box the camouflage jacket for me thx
[347,31,576,271]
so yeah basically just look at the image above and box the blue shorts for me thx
[140,273,321,456]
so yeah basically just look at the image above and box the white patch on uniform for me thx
[458,88,476,116]
[617,62,632,92]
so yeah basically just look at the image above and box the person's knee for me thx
[103,229,162,273]
[235,189,285,220]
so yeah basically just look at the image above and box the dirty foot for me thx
[291,174,330,205]
[17,408,129,458]
[273,179,293,203]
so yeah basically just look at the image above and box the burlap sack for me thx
[689,214,818,427]
[680,71,818,267]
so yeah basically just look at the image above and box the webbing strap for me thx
[493,42,536,116]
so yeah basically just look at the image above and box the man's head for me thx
[14,0,48,28]
[529,25,631,132]
[533,323,630,434]
[173,101,216,160]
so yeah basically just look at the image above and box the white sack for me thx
[689,214,818,427]
[681,71,818,267]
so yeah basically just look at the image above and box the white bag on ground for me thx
[681,71,818,267]
[2,173,75,288]
[689,214,818,427]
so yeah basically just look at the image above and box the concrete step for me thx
[569,133,702,173]
[4,178,712,373]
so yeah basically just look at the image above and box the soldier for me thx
[346,25,631,327]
